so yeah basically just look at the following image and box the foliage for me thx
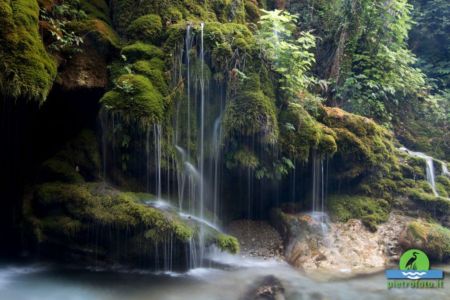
[409,0,450,91]
[334,0,428,123]
[256,9,316,98]
[39,1,86,53]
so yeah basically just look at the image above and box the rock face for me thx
[241,275,285,300]
[271,209,410,278]
[57,41,109,91]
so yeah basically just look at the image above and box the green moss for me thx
[70,19,121,49]
[121,42,164,62]
[245,0,260,23]
[216,233,240,254]
[79,0,111,23]
[40,159,85,183]
[436,175,450,196]
[223,74,278,144]
[321,107,397,180]
[101,74,165,124]
[405,187,450,215]
[0,0,57,102]
[405,221,450,261]
[228,148,260,169]
[328,194,390,231]
[127,14,162,44]
[39,130,100,182]
[279,102,322,162]
[33,182,194,242]
[317,133,337,155]
[132,59,168,95]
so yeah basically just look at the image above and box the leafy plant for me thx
[256,9,316,99]
[39,1,87,53]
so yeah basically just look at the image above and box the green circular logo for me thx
[399,249,429,271]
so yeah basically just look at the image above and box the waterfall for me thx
[186,24,192,160]
[400,147,438,196]
[154,124,162,199]
[199,22,205,221]
[442,162,450,177]
[198,22,206,262]
[146,125,151,192]
[311,152,328,234]
[212,115,222,224]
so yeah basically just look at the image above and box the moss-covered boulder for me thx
[400,221,450,262]
[39,130,101,183]
[321,107,397,180]
[223,74,278,145]
[0,0,57,102]
[327,194,390,231]
[279,103,337,162]
[101,74,165,124]
[25,182,194,266]
[127,14,163,44]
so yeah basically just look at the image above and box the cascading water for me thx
[311,152,329,235]
[211,115,222,224]
[442,162,450,177]
[153,124,162,199]
[400,147,438,196]
[198,22,206,262]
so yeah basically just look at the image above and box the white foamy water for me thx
[0,261,448,300]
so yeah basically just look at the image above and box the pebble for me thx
[227,220,284,260]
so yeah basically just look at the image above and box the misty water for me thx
[1,258,448,300]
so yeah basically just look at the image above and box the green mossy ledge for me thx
[110,0,246,34]
[401,220,450,262]
[321,107,397,180]
[25,130,239,267]
[0,0,57,102]
[327,194,390,232]
[101,74,165,125]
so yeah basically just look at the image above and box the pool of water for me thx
[0,256,448,300]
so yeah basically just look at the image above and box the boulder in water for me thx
[241,275,285,300]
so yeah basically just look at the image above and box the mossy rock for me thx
[401,221,450,262]
[79,0,111,23]
[436,175,450,197]
[227,147,260,170]
[405,187,450,216]
[223,74,278,144]
[34,182,193,240]
[69,19,121,50]
[0,0,57,102]
[215,233,240,254]
[127,14,163,44]
[101,74,165,124]
[39,130,100,182]
[328,194,390,231]
[279,103,336,162]
[321,107,397,180]
[121,42,164,62]
[132,59,168,96]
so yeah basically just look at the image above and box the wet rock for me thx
[241,275,285,300]
[271,209,412,278]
